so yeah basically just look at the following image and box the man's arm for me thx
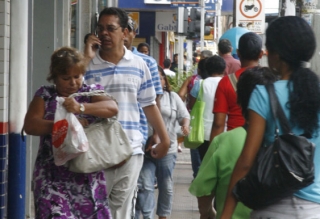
[147,57,162,145]
[210,113,227,142]
[148,94,161,147]
[143,104,170,159]
[209,77,228,142]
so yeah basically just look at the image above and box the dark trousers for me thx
[197,140,210,161]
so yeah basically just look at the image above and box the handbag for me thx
[232,83,315,210]
[184,80,205,149]
[67,90,133,173]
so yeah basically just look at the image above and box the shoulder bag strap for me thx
[228,73,238,92]
[168,91,173,123]
[197,80,204,101]
[68,90,117,103]
[265,83,291,134]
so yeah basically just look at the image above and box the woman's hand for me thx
[62,97,81,114]
[181,125,190,136]
[77,117,89,127]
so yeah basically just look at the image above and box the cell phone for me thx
[90,12,100,49]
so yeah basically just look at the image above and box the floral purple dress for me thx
[33,84,112,219]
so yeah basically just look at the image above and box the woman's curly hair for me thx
[237,67,277,120]
[266,16,320,136]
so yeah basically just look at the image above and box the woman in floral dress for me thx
[23,46,118,218]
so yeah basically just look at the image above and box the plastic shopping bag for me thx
[184,99,205,149]
[184,80,205,149]
[52,97,89,166]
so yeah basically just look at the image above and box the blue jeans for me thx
[135,153,177,218]
[190,148,201,178]
[251,196,320,219]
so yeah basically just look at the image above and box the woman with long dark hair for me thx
[221,16,320,219]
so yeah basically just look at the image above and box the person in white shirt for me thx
[163,58,176,77]
[189,55,225,160]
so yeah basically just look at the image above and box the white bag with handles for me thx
[52,97,89,166]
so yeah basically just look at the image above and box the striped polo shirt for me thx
[85,47,156,155]
[132,47,163,143]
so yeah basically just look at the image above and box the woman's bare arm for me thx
[63,95,118,118]
[23,97,54,136]
[220,110,265,219]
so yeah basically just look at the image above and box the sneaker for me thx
[154,183,158,189]
[178,145,182,153]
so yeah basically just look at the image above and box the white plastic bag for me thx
[52,97,89,166]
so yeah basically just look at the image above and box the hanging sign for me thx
[155,12,177,32]
[236,0,265,34]
[171,0,199,7]
[145,0,171,4]
[127,12,140,34]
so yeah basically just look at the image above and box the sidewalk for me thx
[155,145,200,219]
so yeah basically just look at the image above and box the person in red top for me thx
[210,32,264,142]
[218,39,241,76]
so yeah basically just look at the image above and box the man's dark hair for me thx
[238,32,262,60]
[198,58,209,79]
[163,59,171,68]
[218,39,232,54]
[237,67,277,120]
[205,55,226,76]
[98,7,128,29]
[137,43,150,52]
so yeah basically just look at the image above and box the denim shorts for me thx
[250,196,320,219]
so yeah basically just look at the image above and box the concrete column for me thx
[8,0,28,218]
[0,0,10,217]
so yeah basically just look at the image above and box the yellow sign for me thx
[204,27,214,40]
[127,12,140,35]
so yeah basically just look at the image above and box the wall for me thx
[311,14,320,74]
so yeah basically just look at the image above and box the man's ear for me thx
[123,28,129,39]
[258,50,264,59]
[132,30,137,38]
[236,49,241,59]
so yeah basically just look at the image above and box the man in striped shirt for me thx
[84,7,170,219]
[124,16,163,145]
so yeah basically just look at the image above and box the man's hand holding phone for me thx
[84,34,101,61]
